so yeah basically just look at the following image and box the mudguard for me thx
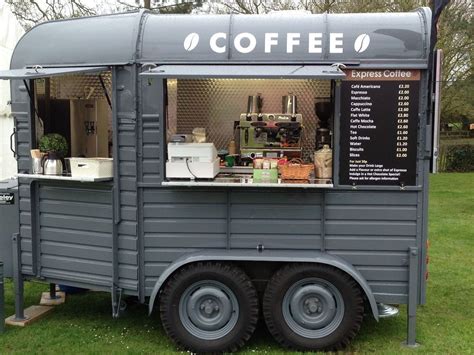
[147,249,379,321]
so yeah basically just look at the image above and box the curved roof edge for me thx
[10,10,147,69]
[10,7,431,69]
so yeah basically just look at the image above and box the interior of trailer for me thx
[16,69,114,182]
[162,77,337,188]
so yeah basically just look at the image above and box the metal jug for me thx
[42,153,63,175]
[31,157,44,174]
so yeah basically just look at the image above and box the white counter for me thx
[17,173,112,182]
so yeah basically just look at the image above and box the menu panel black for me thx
[339,70,420,186]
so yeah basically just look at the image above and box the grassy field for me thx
[1,173,473,354]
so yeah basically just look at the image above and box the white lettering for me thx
[183,31,368,55]
[265,33,278,53]
[210,32,226,53]
[234,32,257,54]
[308,33,322,53]
[286,33,300,53]
[330,33,343,53]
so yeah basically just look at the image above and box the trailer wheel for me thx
[263,263,364,351]
[159,262,259,353]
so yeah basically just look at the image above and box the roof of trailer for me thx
[10,8,431,69]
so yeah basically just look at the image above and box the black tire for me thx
[159,262,259,353]
[263,263,364,351]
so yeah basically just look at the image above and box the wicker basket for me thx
[278,158,314,181]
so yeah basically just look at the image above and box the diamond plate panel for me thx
[36,72,112,100]
[167,79,331,160]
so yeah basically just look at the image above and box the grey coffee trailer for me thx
[0,7,436,352]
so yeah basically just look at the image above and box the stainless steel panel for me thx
[167,79,331,160]
[36,72,112,101]
[144,65,345,79]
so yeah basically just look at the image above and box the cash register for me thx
[166,142,220,179]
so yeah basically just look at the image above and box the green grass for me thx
[1,173,473,354]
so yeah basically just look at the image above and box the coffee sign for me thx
[183,32,371,55]
[339,70,420,186]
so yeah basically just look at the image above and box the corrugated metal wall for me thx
[141,187,416,303]
[37,183,115,286]
[114,67,139,294]
[10,80,34,275]
[325,191,417,303]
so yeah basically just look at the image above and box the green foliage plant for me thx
[38,133,68,157]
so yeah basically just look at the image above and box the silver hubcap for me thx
[187,287,232,331]
[282,278,344,339]
[179,280,239,340]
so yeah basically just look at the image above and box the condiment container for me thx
[314,144,332,179]
[228,139,236,155]
[253,158,263,169]
[262,159,271,169]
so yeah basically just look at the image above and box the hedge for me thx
[438,143,474,172]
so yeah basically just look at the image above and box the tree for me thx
[435,0,473,124]
[6,0,97,30]
[116,0,201,13]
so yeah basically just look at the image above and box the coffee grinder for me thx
[315,98,332,150]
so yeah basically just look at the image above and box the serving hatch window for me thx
[0,66,114,181]
[34,72,113,159]
[141,65,344,188]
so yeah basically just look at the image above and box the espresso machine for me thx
[239,94,303,160]
[315,98,333,150]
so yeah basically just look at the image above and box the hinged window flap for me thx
[0,66,109,80]
[140,65,346,80]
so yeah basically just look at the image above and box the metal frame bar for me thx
[406,246,419,347]
[136,67,146,304]
[111,185,120,317]
[111,67,121,224]
[332,80,341,187]
[0,262,4,333]
[49,283,58,299]
[320,191,326,252]
[226,190,231,249]
[32,181,41,277]
[110,66,122,315]
[419,159,430,303]
[12,233,26,321]
[158,79,167,185]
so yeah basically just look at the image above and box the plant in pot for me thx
[38,133,68,175]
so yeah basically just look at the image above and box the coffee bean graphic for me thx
[184,33,199,51]
[354,34,370,53]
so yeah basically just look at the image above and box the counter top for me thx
[17,173,113,182]
[163,177,333,188]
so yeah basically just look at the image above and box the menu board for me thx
[339,70,420,186]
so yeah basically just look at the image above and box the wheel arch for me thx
[147,250,379,321]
